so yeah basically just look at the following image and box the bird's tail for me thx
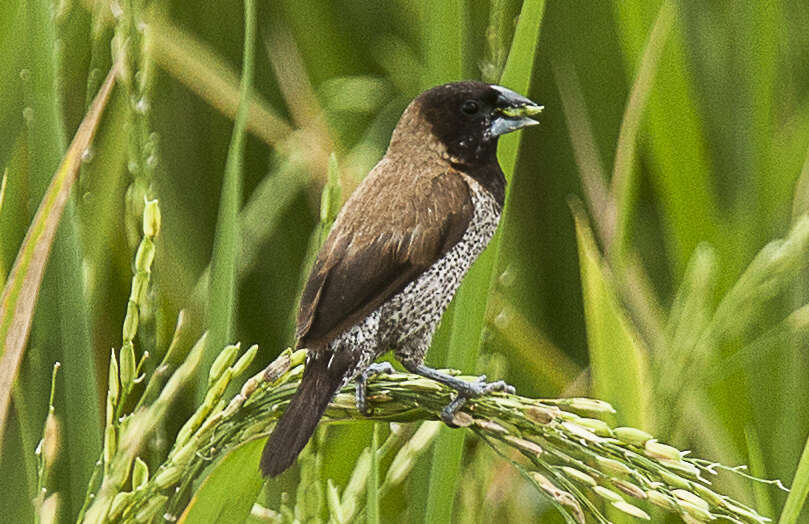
[260,350,354,477]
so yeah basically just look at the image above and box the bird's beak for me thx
[489,85,543,137]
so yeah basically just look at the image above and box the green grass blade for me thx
[76,90,131,323]
[612,1,723,277]
[778,432,809,524]
[203,0,257,397]
[422,0,468,88]
[0,171,6,280]
[366,423,380,524]
[177,438,265,524]
[0,142,33,524]
[551,9,671,349]
[420,0,470,521]
[552,59,613,244]
[0,61,118,473]
[49,203,100,518]
[742,3,781,241]
[789,124,809,222]
[485,0,547,305]
[496,0,546,176]
[572,200,650,428]
[0,139,27,281]
[424,427,465,524]
[745,426,775,519]
[24,0,66,197]
[424,2,546,522]
[22,2,109,516]
[275,0,361,86]
[0,0,24,169]
[655,244,717,431]
[421,0,470,523]
[609,0,676,259]
[773,109,809,483]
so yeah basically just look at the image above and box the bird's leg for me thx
[401,362,515,425]
[355,362,396,415]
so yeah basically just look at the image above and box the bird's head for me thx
[390,81,543,167]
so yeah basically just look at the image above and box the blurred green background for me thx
[2,0,809,522]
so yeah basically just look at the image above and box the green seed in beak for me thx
[500,104,544,118]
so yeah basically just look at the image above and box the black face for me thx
[417,81,540,166]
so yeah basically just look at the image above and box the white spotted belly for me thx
[324,177,501,383]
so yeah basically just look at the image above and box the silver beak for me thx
[489,85,543,137]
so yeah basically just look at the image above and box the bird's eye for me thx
[461,100,480,115]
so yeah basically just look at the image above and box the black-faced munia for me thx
[260,81,542,477]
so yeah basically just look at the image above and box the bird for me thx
[260,81,542,477]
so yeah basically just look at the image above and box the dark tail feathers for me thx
[260,351,353,477]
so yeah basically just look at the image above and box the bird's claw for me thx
[368,362,396,375]
[485,379,516,395]
[355,362,396,415]
[440,377,515,426]
[454,376,515,397]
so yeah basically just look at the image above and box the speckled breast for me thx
[378,176,502,362]
[325,176,502,381]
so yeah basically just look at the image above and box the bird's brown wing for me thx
[296,164,474,350]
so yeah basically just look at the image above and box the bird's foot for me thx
[452,374,515,397]
[402,364,515,426]
[439,375,515,426]
[355,362,396,415]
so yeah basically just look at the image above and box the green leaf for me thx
[0,170,6,278]
[19,2,111,517]
[609,0,676,258]
[203,0,257,398]
[0,0,24,169]
[420,0,471,521]
[0,61,119,474]
[421,0,468,88]
[424,2,546,522]
[496,0,546,177]
[778,432,809,524]
[612,1,723,277]
[366,423,380,524]
[745,426,775,520]
[178,438,265,524]
[572,201,650,428]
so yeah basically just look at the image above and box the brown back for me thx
[296,160,473,350]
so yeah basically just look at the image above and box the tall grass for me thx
[1,0,808,522]
[203,0,256,398]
